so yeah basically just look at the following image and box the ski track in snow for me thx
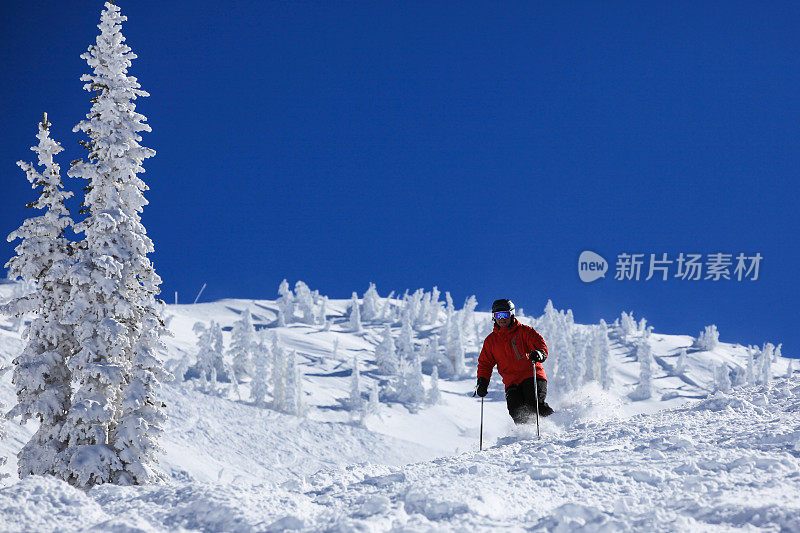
[0,287,797,531]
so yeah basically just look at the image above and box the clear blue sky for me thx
[2,1,798,356]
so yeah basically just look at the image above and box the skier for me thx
[475,299,554,423]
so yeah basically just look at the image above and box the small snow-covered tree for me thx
[318,296,329,326]
[3,114,75,479]
[617,311,638,339]
[283,350,305,416]
[597,320,613,390]
[675,348,688,375]
[397,314,415,361]
[277,279,294,323]
[271,333,286,411]
[427,365,441,405]
[396,351,425,411]
[250,336,270,408]
[787,358,794,380]
[362,283,380,321]
[294,281,315,325]
[760,343,774,387]
[366,383,380,418]
[349,353,363,411]
[425,286,442,325]
[229,309,256,382]
[745,346,756,387]
[375,325,398,375]
[631,341,652,400]
[447,320,467,378]
[349,292,362,333]
[460,295,478,346]
[713,363,731,393]
[694,325,720,351]
[59,2,167,487]
[188,321,229,383]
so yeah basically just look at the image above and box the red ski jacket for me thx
[477,318,548,387]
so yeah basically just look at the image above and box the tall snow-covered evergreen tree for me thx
[229,308,256,382]
[4,114,75,478]
[59,2,167,486]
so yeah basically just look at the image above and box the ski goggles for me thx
[493,311,511,320]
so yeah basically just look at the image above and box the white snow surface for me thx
[0,283,797,531]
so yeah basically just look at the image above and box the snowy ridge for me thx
[0,281,797,531]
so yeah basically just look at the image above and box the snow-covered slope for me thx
[0,281,796,531]
[0,378,797,531]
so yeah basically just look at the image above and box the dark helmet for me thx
[491,299,515,315]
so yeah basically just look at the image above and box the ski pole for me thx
[479,396,484,451]
[532,376,541,440]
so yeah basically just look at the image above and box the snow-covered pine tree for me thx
[378,290,395,321]
[425,286,442,325]
[745,346,756,387]
[362,283,380,321]
[397,313,415,361]
[460,295,478,346]
[188,321,228,383]
[318,296,329,326]
[250,334,270,408]
[631,341,653,400]
[392,351,425,411]
[59,2,167,487]
[694,325,720,351]
[375,325,398,375]
[284,350,305,416]
[760,343,774,387]
[4,114,75,479]
[427,365,441,405]
[788,358,794,380]
[229,308,256,382]
[271,333,287,411]
[366,383,380,418]
[277,279,294,324]
[294,281,315,325]
[597,320,613,389]
[349,292,362,333]
[447,320,467,378]
[349,353,362,411]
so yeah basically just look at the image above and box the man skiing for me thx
[475,299,554,424]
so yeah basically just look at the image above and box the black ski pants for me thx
[505,377,547,425]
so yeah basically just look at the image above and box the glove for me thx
[528,350,546,363]
[476,377,489,397]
